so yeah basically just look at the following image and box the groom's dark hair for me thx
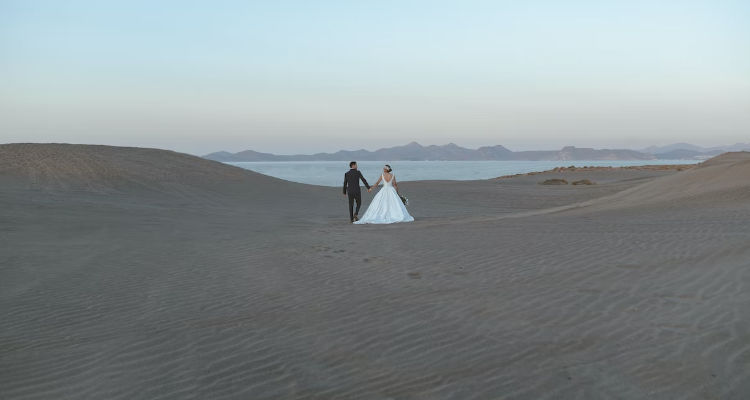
[349,161,357,167]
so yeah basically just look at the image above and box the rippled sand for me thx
[2,144,749,399]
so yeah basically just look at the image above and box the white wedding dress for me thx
[355,174,414,224]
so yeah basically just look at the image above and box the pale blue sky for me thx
[1,0,748,154]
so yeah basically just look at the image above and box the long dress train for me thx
[354,174,414,224]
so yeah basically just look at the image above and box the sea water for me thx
[227,160,699,187]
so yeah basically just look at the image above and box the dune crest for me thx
[576,152,750,211]
[0,143,281,194]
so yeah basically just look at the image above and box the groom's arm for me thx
[343,174,348,195]
[359,171,370,189]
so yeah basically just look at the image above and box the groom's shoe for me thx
[354,214,359,221]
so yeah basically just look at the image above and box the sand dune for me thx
[0,143,337,223]
[0,143,252,192]
[1,144,748,399]
[574,151,750,212]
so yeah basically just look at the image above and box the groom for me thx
[343,161,371,223]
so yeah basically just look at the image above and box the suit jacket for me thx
[343,169,370,195]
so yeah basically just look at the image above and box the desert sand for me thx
[1,143,749,399]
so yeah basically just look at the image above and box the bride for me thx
[355,165,414,224]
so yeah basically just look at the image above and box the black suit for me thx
[343,169,370,221]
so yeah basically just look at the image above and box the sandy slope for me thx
[572,152,750,212]
[1,144,748,399]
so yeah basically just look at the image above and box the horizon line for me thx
[206,141,749,157]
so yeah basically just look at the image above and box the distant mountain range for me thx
[204,142,750,162]
[639,142,750,160]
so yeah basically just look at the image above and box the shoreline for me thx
[495,163,697,179]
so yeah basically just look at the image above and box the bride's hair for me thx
[384,164,392,173]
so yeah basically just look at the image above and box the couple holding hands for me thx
[343,161,413,225]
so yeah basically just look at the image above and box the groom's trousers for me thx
[348,192,362,221]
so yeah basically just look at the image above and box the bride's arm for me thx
[368,176,382,192]
[393,176,398,192]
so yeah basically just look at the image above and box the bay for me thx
[227,160,699,187]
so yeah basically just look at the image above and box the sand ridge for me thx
[571,152,750,212]
[0,143,249,191]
